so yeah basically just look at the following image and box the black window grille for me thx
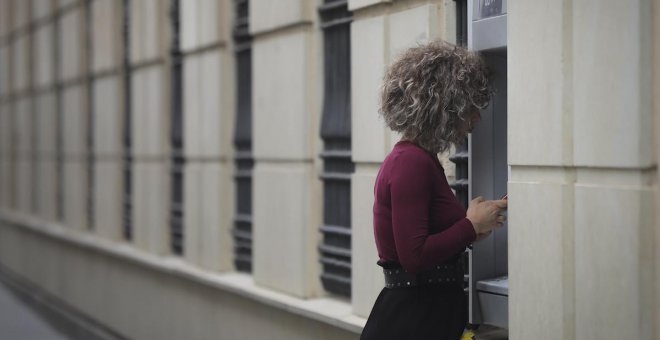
[318,0,353,298]
[85,0,94,230]
[9,101,15,211]
[449,147,469,208]
[452,0,471,294]
[1,101,12,210]
[169,0,184,255]
[55,6,64,221]
[28,18,38,215]
[232,0,253,273]
[122,0,132,240]
[455,0,468,47]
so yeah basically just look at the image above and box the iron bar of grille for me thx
[453,0,473,324]
[54,3,64,221]
[29,13,38,214]
[452,141,470,293]
[32,104,39,214]
[318,0,353,298]
[455,0,468,47]
[7,105,12,210]
[232,0,253,273]
[123,162,132,237]
[86,0,95,230]
[170,167,184,256]
[170,159,184,255]
[122,0,132,240]
[170,0,184,255]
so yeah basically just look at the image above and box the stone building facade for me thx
[0,0,658,339]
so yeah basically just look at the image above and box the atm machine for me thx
[467,0,508,331]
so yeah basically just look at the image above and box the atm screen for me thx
[480,0,503,18]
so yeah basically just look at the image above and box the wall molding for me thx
[0,210,365,335]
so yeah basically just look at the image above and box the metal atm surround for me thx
[467,0,509,330]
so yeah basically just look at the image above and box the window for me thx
[85,0,94,230]
[170,0,184,255]
[318,0,353,298]
[455,0,468,47]
[122,0,132,240]
[232,0,253,272]
[55,5,63,221]
[451,0,472,296]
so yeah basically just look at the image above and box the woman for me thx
[359,40,508,340]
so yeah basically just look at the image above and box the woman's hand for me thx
[466,196,507,237]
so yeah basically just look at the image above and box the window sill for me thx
[0,210,366,335]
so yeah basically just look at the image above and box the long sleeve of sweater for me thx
[388,150,476,273]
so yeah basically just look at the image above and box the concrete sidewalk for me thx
[0,280,70,340]
[0,270,508,340]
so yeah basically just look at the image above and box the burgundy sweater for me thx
[372,141,477,274]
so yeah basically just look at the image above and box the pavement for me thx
[0,273,508,340]
[0,280,71,340]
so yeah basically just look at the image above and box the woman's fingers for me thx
[486,215,506,229]
[471,196,485,204]
[482,213,508,231]
[494,199,508,210]
[468,196,507,233]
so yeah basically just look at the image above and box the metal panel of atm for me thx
[468,0,508,330]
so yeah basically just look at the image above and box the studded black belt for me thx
[381,258,464,289]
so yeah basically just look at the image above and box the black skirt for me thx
[360,266,467,340]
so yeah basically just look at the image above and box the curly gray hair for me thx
[379,40,492,153]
